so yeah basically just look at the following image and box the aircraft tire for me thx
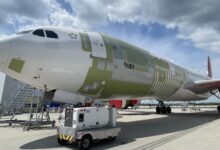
[217,106,220,112]
[161,106,167,113]
[156,106,161,113]
[167,106,171,113]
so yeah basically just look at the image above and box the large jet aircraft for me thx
[0,26,219,114]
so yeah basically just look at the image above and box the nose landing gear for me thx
[156,101,171,114]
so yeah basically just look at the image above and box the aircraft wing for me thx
[183,79,220,94]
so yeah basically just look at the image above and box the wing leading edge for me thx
[183,79,220,94]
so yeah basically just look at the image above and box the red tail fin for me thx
[207,56,212,78]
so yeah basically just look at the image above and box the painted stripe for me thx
[69,136,73,141]
[154,67,160,91]
[167,70,174,95]
[149,64,180,98]
[152,72,160,94]
[151,72,158,92]
[152,66,175,97]
[67,135,69,140]
[163,69,169,95]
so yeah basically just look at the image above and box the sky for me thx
[0,0,220,102]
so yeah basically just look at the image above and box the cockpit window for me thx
[17,30,33,35]
[33,29,45,37]
[45,30,58,39]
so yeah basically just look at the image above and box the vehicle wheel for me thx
[156,106,161,114]
[108,136,116,141]
[167,106,171,114]
[110,136,116,141]
[57,138,67,145]
[161,106,167,113]
[79,135,92,150]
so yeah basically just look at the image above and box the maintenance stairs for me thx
[0,83,35,118]
[0,82,56,130]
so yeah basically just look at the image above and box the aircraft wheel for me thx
[161,106,167,113]
[167,106,171,114]
[217,106,220,113]
[156,106,161,114]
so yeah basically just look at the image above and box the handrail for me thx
[4,84,27,109]
[0,83,34,118]
[1,82,26,106]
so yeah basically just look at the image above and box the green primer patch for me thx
[8,58,25,73]
[79,33,92,52]
[78,34,152,98]
[79,58,151,98]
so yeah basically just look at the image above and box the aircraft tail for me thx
[207,56,212,78]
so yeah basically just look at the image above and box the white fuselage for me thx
[0,26,212,102]
[0,28,91,94]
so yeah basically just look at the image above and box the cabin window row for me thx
[33,29,58,39]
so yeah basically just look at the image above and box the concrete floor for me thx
[0,108,219,150]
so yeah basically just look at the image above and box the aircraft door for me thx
[88,32,107,59]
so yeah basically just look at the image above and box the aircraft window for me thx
[45,30,58,39]
[78,113,84,122]
[17,30,33,35]
[33,29,45,37]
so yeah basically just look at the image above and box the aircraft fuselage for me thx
[0,27,211,101]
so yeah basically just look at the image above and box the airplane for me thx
[0,26,220,114]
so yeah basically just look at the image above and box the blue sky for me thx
[0,0,220,102]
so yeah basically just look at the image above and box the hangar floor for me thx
[0,108,219,150]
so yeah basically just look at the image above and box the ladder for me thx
[0,83,35,118]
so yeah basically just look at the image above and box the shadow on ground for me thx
[20,110,219,150]
[118,110,154,115]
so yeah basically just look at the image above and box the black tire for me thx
[79,135,92,150]
[109,136,116,141]
[23,126,30,131]
[167,106,171,113]
[217,106,220,112]
[57,138,67,145]
[161,106,167,113]
[156,106,161,114]
[52,120,56,128]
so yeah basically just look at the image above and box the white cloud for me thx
[65,0,220,53]
[1,0,220,54]
[179,28,220,52]
[0,0,51,25]
[0,0,82,32]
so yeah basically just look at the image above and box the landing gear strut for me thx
[156,101,171,114]
[210,90,220,113]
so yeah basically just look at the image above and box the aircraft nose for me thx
[0,39,11,66]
